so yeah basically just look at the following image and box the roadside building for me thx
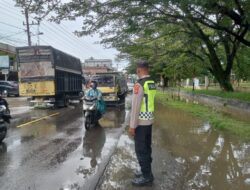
[0,42,18,81]
[82,57,114,76]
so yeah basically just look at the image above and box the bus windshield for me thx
[20,61,54,78]
[92,75,114,87]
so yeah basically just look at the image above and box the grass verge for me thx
[156,91,250,141]
[182,88,250,102]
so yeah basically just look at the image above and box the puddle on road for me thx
[99,107,126,128]
[155,103,250,190]
[0,103,128,190]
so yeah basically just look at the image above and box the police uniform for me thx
[130,75,156,182]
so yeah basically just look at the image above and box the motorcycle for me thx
[0,105,11,143]
[83,96,99,130]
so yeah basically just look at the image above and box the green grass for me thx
[156,91,250,141]
[182,88,250,102]
[239,82,250,88]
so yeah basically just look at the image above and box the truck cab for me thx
[91,72,128,105]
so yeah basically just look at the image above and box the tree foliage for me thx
[16,0,250,91]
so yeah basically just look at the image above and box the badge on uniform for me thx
[148,83,156,90]
[133,84,140,94]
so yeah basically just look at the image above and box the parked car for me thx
[0,81,19,97]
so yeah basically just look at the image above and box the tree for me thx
[21,0,250,91]
[234,45,250,82]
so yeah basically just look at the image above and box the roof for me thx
[0,42,16,54]
[96,72,123,75]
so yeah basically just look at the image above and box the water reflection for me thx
[0,142,7,154]
[82,124,106,168]
[20,123,57,142]
[155,103,250,190]
[99,107,126,128]
[0,142,8,177]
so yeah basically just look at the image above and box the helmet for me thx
[90,81,98,89]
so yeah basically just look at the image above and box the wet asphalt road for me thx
[2,96,250,190]
[0,97,127,190]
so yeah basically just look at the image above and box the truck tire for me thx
[64,98,69,107]
[64,96,69,107]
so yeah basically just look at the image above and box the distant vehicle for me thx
[0,80,19,97]
[16,46,83,107]
[127,82,134,92]
[91,72,128,105]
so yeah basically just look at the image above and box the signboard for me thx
[0,55,9,69]
[1,69,9,75]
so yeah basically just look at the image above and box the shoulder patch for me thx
[133,83,140,94]
[148,83,156,90]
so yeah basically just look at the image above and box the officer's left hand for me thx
[128,127,135,136]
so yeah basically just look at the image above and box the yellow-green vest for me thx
[138,77,156,120]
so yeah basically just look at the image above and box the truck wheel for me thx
[64,98,69,107]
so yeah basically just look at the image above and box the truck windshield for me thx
[92,76,114,87]
[20,61,54,78]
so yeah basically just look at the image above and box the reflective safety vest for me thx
[138,77,156,120]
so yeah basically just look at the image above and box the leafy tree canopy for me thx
[15,0,250,91]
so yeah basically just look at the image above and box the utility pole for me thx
[23,8,40,46]
[37,18,43,45]
[24,8,31,46]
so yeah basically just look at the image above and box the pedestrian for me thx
[129,60,156,186]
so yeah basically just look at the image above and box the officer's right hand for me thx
[128,127,135,136]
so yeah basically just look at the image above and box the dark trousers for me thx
[134,125,152,178]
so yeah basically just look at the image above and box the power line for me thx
[1,0,24,17]
[59,23,109,59]
[40,38,50,45]
[0,21,25,30]
[0,0,116,61]
[0,31,26,40]
[49,23,95,56]
[1,37,26,45]
[0,4,23,21]
[39,26,84,57]
[40,22,88,58]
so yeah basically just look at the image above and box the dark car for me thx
[0,81,19,97]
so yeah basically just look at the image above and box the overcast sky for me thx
[0,0,127,70]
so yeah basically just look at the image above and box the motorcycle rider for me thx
[86,81,102,100]
[0,93,9,111]
[0,93,10,123]
[85,80,104,120]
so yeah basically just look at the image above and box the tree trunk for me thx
[213,70,234,91]
[205,76,209,90]
[191,22,236,92]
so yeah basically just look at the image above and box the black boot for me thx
[131,175,154,186]
[134,170,143,178]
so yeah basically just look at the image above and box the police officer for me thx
[129,60,156,186]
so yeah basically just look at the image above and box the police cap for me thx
[137,60,149,69]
